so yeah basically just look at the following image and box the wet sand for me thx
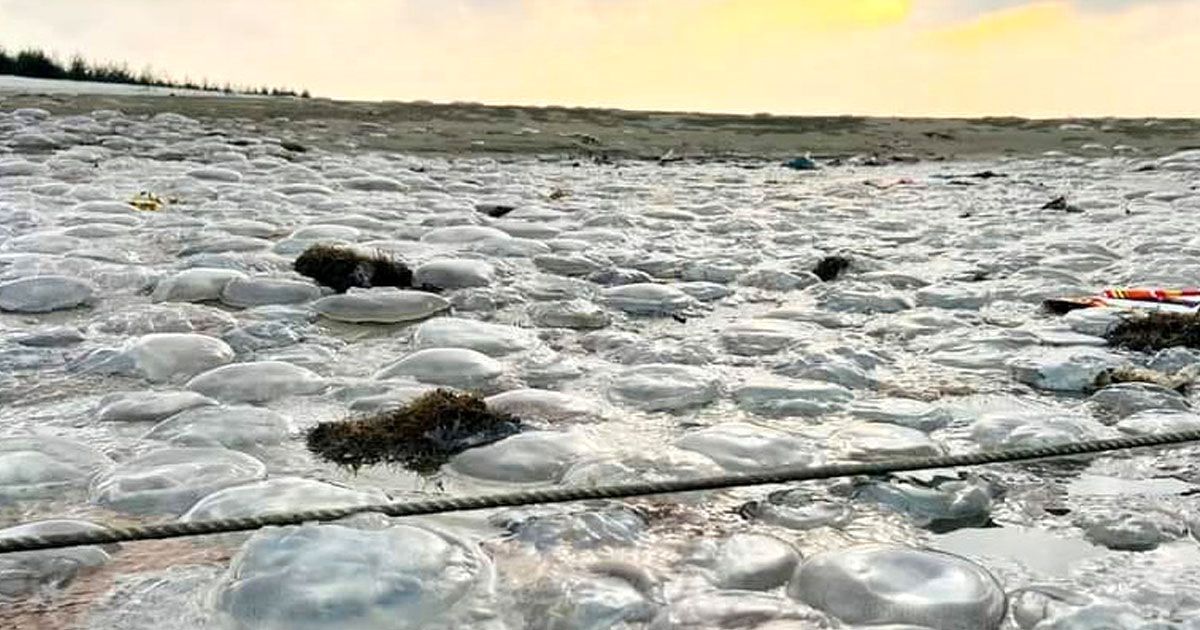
[2,89,1198,161]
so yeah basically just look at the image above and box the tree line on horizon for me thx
[0,46,310,98]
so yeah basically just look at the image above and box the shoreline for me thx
[3,83,1200,161]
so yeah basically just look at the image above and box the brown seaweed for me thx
[306,389,522,473]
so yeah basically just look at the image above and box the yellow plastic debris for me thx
[128,191,177,212]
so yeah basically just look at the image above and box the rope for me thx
[2,429,1199,554]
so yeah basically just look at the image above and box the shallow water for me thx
[2,107,1200,628]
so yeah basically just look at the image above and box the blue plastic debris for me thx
[784,155,819,171]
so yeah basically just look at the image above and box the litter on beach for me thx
[127,191,176,211]
[1046,287,1200,314]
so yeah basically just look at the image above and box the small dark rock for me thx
[1043,298,1096,315]
[1042,196,1069,210]
[476,203,516,218]
[1042,195,1083,213]
[812,255,852,282]
[280,141,307,153]
[969,170,1006,179]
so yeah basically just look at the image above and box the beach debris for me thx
[865,178,915,189]
[293,243,414,294]
[812,255,852,282]
[1043,298,1101,315]
[783,155,819,171]
[279,141,307,153]
[305,389,522,472]
[1042,196,1068,210]
[1093,364,1194,393]
[548,187,570,200]
[1105,312,1200,352]
[942,169,1006,185]
[563,132,601,146]
[863,155,886,166]
[1042,195,1082,213]
[659,148,682,165]
[1046,288,1200,317]
[128,191,177,212]
[476,203,516,218]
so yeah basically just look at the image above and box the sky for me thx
[0,0,1197,117]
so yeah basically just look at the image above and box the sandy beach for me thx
[4,86,1199,161]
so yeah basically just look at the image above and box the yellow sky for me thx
[0,0,1197,117]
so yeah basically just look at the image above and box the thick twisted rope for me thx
[2,429,1198,554]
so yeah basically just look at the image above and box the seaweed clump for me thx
[1104,312,1200,352]
[812,255,852,282]
[306,389,522,473]
[294,244,413,294]
[1093,365,1192,394]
